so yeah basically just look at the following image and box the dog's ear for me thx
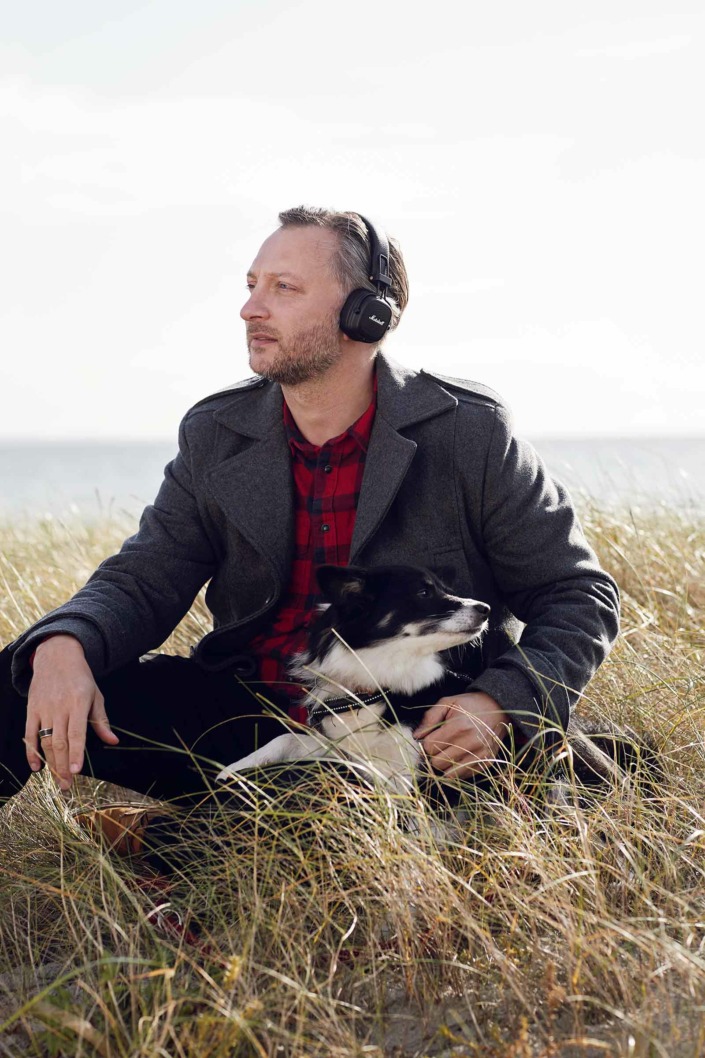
[316,565,370,606]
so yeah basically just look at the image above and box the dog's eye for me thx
[417,588,431,598]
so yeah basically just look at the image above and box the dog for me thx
[216,564,648,799]
[217,563,491,795]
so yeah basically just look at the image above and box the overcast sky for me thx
[2,1,703,440]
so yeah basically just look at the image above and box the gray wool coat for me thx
[9,353,620,746]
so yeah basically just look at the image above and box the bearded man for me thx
[0,206,619,848]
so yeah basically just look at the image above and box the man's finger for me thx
[87,691,120,747]
[67,718,88,777]
[23,717,44,772]
[421,716,485,757]
[427,734,499,776]
[34,734,64,789]
[443,755,495,779]
[426,739,468,772]
[414,702,449,739]
[44,730,72,790]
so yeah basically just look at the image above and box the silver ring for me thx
[38,728,53,739]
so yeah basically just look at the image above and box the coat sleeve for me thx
[465,402,620,747]
[9,412,219,695]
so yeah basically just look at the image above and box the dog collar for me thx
[308,690,387,727]
[306,672,473,728]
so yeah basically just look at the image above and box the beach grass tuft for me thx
[0,502,704,1056]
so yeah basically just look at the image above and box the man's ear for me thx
[316,565,369,606]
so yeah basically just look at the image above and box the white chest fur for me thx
[312,640,446,697]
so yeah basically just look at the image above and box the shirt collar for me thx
[283,371,377,456]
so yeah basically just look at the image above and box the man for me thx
[0,206,620,821]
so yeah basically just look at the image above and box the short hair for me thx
[277,205,409,332]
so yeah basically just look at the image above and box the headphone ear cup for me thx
[339,289,369,340]
[339,289,392,344]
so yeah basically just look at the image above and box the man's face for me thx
[241,226,347,385]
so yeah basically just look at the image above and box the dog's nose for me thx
[473,602,490,617]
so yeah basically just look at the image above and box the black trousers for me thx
[0,646,439,873]
[0,646,540,873]
[0,646,293,807]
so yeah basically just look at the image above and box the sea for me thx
[0,436,703,522]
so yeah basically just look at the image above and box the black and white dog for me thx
[217,564,638,796]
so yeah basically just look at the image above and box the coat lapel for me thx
[207,383,294,590]
[205,353,457,583]
[349,416,417,561]
[350,353,457,560]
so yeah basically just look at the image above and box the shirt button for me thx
[321,523,330,532]
[323,464,332,473]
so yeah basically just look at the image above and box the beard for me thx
[247,318,343,386]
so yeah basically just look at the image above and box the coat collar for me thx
[206,352,457,586]
[211,352,457,438]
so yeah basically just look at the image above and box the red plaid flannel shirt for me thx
[248,380,377,723]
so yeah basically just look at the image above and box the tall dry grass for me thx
[0,502,703,1057]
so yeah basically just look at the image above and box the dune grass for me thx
[0,501,703,1057]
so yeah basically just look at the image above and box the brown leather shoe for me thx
[74,803,175,857]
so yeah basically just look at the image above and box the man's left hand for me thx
[414,692,510,779]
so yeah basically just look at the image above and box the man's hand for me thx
[414,691,510,779]
[25,635,119,792]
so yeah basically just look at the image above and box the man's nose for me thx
[240,289,269,321]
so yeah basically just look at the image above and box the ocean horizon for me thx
[1,435,703,521]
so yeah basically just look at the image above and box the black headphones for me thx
[338,215,393,344]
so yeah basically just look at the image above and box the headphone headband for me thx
[338,215,393,344]
[358,215,392,292]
